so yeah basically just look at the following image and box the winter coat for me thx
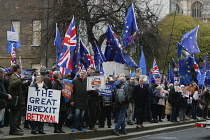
[168,86,182,106]
[132,84,150,107]
[114,82,129,108]
[128,83,135,103]
[8,73,30,108]
[71,78,88,110]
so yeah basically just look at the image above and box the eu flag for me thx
[179,55,194,85]
[54,23,62,62]
[123,3,138,48]
[197,73,205,86]
[104,25,125,64]
[94,44,106,75]
[202,55,209,69]
[7,23,22,53]
[80,40,95,70]
[180,26,200,54]
[123,53,138,68]
[168,64,174,83]
[139,49,146,75]
[72,43,80,74]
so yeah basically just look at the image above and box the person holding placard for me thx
[30,75,47,134]
[191,83,199,120]
[168,81,182,122]
[71,70,88,132]
[52,71,66,133]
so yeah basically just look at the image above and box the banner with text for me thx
[26,87,61,123]
[62,82,73,99]
[87,76,105,91]
[99,83,112,97]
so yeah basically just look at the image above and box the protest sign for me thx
[26,87,61,123]
[21,69,34,80]
[174,86,182,92]
[87,76,105,91]
[62,82,73,99]
[102,96,112,106]
[98,83,112,97]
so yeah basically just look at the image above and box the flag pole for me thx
[161,7,177,79]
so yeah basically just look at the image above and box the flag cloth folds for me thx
[168,64,174,83]
[179,55,194,85]
[139,49,147,75]
[57,17,77,74]
[80,40,95,70]
[105,25,125,64]
[197,73,205,87]
[192,55,201,76]
[123,53,138,68]
[7,23,22,53]
[72,43,80,74]
[54,23,62,62]
[151,59,160,78]
[180,26,200,54]
[123,3,138,48]
[202,55,209,69]
[94,44,106,75]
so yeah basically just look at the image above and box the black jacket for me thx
[132,84,150,106]
[168,87,182,106]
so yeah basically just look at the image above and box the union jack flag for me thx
[57,16,77,74]
[10,43,16,65]
[192,55,201,76]
[152,59,160,77]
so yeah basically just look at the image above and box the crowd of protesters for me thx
[0,64,209,136]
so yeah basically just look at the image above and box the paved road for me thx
[130,127,210,140]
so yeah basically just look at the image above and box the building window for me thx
[32,20,41,46]
[11,21,20,40]
[192,1,203,18]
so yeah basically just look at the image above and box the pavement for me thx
[0,118,204,140]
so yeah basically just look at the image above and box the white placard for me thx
[26,87,61,123]
[7,31,19,42]
[87,76,106,91]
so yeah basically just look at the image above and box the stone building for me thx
[0,0,56,70]
[170,0,210,22]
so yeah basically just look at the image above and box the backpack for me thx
[115,84,128,104]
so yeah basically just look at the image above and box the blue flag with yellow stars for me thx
[168,64,174,84]
[94,44,106,75]
[104,25,126,64]
[139,49,147,75]
[197,73,205,86]
[180,26,200,54]
[202,55,209,69]
[123,53,138,68]
[122,3,138,48]
[179,55,194,85]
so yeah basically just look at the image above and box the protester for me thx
[192,83,199,120]
[165,84,173,121]
[200,88,210,119]
[132,78,150,128]
[0,68,12,133]
[30,75,47,134]
[40,66,52,89]
[151,84,159,123]
[71,70,88,132]
[87,69,101,131]
[113,77,129,136]
[52,71,66,133]
[179,85,189,121]
[168,81,182,122]
[127,77,135,125]
[8,64,30,135]
[157,85,167,122]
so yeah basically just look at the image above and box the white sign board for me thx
[7,31,19,42]
[26,87,61,123]
[87,76,106,91]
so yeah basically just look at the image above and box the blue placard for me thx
[21,69,34,80]
[99,83,112,97]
